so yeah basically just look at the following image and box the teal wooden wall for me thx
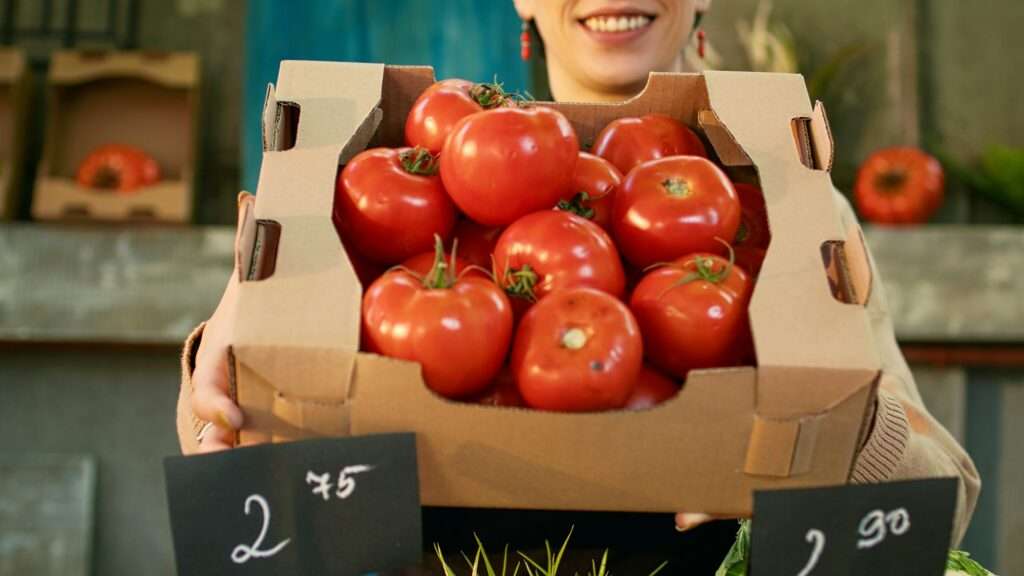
[242,0,529,194]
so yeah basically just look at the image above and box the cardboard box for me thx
[32,51,199,223]
[0,49,30,220]
[229,61,881,515]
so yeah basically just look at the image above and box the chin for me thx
[581,62,661,93]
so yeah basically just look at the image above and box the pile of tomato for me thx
[76,144,161,193]
[333,79,771,413]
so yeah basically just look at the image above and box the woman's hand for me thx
[190,272,244,453]
[187,195,254,454]
[675,512,731,532]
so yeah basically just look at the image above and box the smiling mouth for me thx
[578,13,656,33]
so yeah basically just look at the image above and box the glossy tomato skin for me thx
[512,288,643,412]
[76,144,161,193]
[441,106,579,226]
[493,211,626,310]
[625,366,680,410]
[342,241,387,290]
[471,367,524,407]
[405,79,504,154]
[362,270,512,399]
[334,147,456,265]
[614,155,741,269]
[630,253,754,379]
[592,114,707,175]
[733,182,771,277]
[449,219,502,270]
[854,147,945,225]
[557,152,622,231]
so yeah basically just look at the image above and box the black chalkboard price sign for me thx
[164,433,421,576]
[751,478,957,576]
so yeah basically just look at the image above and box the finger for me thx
[191,350,243,429]
[675,512,713,532]
[191,382,243,431]
[197,424,236,453]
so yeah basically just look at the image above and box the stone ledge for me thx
[1,223,1021,345]
[0,223,235,346]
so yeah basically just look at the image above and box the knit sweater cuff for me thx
[850,390,911,483]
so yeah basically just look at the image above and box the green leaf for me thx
[435,542,459,576]
[807,43,872,102]
[946,550,993,575]
[715,520,752,576]
[473,533,499,576]
[648,560,669,576]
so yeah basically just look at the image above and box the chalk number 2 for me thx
[794,507,910,575]
[230,494,291,564]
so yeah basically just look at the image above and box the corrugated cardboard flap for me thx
[233,344,356,402]
[233,345,357,444]
[810,101,835,172]
[704,71,879,477]
[234,61,388,444]
[48,50,198,87]
[704,71,879,387]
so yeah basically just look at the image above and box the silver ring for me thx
[196,421,215,443]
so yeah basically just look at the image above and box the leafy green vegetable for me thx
[939,145,1024,219]
[715,520,751,576]
[946,550,993,575]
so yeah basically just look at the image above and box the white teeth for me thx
[583,14,652,33]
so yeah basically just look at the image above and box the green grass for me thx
[433,527,668,576]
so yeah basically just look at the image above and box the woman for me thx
[178,0,979,570]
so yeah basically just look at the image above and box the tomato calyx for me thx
[556,191,596,220]
[93,166,121,190]
[656,239,737,299]
[468,81,510,109]
[500,263,540,302]
[874,168,909,194]
[661,177,692,198]
[399,147,441,176]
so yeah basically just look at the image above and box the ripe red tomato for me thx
[625,366,680,410]
[556,152,621,232]
[613,156,740,269]
[512,287,643,412]
[592,114,707,175]
[493,211,625,312]
[440,106,579,226]
[76,144,160,193]
[405,79,509,153]
[733,182,771,277]
[334,147,456,265]
[362,242,512,399]
[341,241,387,289]
[471,367,524,407]
[854,147,945,225]
[448,219,502,271]
[630,253,754,378]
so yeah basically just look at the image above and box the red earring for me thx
[697,29,707,60]
[521,20,532,61]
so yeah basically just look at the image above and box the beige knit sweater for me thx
[175,192,980,545]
